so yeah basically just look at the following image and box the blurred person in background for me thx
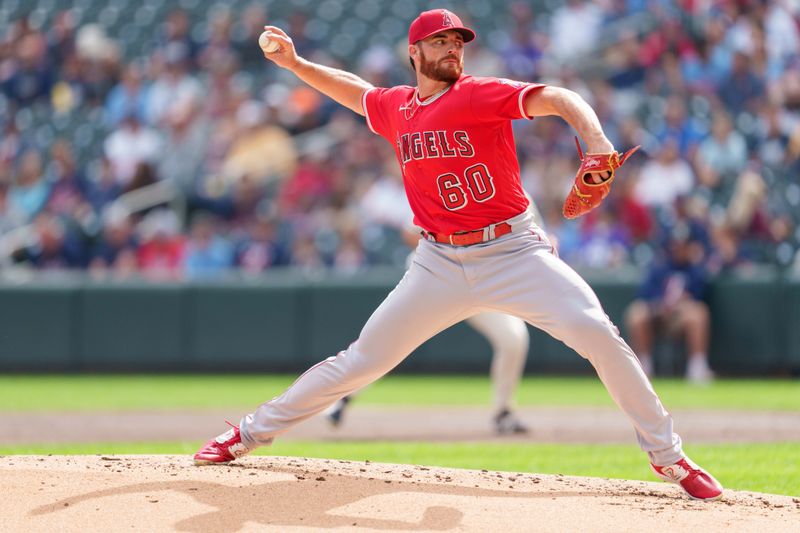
[83,156,122,213]
[330,216,367,274]
[88,206,138,277]
[104,63,151,127]
[694,111,748,192]
[75,27,120,108]
[157,96,211,191]
[103,113,161,188]
[11,211,85,269]
[653,95,706,161]
[0,181,26,234]
[278,150,336,216]
[220,99,297,187]
[725,168,766,234]
[52,51,88,113]
[464,37,505,79]
[146,42,202,126]
[45,140,99,250]
[0,121,24,170]
[183,211,234,279]
[572,210,630,270]
[234,214,290,272]
[501,16,544,82]
[284,11,319,59]
[227,175,268,229]
[679,35,717,97]
[1,28,52,106]
[722,165,795,267]
[233,3,271,71]
[136,209,184,280]
[607,161,653,246]
[123,161,158,195]
[9,149,50,222]
[189,169,267,230]
[158,8,199,64]
[197,6,236,73]
[657,194,713,255]
[548,0,602,66]
[634,136,695,210]
[46,10,77,69]
[203,48,245,120]
[755,103,792,170]
[763,2,800,82]
[625,223,714,383]
[719,50,765,117]
[708,224,750,275]
[604,30,646,91]
[44,139,87,217]
[289,233,325,274]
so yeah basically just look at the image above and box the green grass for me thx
[2,441,797,497]
[2,375,797,497]
[1,375,799,411]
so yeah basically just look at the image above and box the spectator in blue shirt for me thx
[184,212,234,279]
[624,222,715,383]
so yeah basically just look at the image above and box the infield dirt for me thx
[3,407,799,532]
[2,455,799,532]
[4,406,800,444]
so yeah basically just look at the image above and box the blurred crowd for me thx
[1,0,800,280]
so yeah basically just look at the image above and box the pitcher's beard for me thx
[419,50,462,83]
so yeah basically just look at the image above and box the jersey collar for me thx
[414,84,452,106]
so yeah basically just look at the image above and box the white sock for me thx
[687,354,713,382]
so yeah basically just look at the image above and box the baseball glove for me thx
[562,138,640,219]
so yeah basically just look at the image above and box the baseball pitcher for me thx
[195,9,722,501]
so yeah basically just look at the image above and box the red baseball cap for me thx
[408,9,476,45]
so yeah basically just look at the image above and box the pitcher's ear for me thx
[408,45,418,71]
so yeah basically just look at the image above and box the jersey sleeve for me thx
[469,77,545,122]
[362,86,401,140]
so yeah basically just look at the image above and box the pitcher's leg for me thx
[491,243,682,465]
[241,259,472,448]
[466,312,529,412]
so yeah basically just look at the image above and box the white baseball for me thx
[259,31,280,53]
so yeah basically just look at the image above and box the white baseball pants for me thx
[465,312,529,413]
[240,221,683,466]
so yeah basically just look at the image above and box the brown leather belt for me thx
[423,222,513,246]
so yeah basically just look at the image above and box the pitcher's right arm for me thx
[260,26,373,116]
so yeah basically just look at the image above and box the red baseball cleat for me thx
[194,423,251,465]
[650,457,723,500]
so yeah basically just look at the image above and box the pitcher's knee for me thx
[505,322,530,354]
[570,311,617,336]
[338,341,403,387]
[563,313,625,359]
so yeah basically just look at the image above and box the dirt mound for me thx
[2,455,798,532]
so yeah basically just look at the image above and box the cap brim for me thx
[416,27,476,43]
[455,28,476,42]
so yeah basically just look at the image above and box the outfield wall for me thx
[1,268,798,375]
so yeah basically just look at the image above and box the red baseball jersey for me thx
[362,75,544,234]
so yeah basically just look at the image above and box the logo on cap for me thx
[442,10,454,27]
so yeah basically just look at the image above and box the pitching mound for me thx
[3,456,798,532]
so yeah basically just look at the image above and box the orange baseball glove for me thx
[562,138,640,219]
